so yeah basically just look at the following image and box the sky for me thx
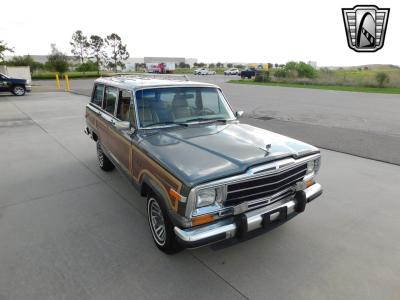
[1,0,399,66]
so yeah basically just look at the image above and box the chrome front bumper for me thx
[174,183,323,248]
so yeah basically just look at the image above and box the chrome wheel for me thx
[148,197,166,246]
[13,86,25,96]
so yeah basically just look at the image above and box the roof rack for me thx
[111,73,190,82]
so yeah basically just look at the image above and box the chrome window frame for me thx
[91,83,105,109]
[184,153,321,218]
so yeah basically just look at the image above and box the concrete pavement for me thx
[0,92,399,299]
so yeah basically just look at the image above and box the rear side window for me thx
[116,90,132,122]
[104,86,118,115]
[92,84,104,107]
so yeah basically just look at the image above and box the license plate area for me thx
[262,206,288,227]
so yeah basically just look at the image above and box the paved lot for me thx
[34,75,400,164]
[0,92,399,299]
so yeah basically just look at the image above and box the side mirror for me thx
[114,121,131,131]
[235,111,244,118]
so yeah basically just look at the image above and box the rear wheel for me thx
[96,142,114,171]
[12,85,26,96]
[147,193,182,254]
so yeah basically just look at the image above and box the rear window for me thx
[92,84,104,107]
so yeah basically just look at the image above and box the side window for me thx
[92,84,104,107]
[104,86,118,115]
[116,90,132,122]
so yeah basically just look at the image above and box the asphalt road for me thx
[0,92,399,299]
[34,75,400,164]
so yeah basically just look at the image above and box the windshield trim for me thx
[134,86,237,130]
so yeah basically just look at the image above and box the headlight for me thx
[196,186,224,208]
[307,157,321,174]
[307,160,315,173]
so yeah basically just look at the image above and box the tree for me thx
[227,63,233,68]
[70,30,89,64]
[376,72,389,87]
[274,63,279,68]
[7,55,43,73]
[89,35,107,76]
[208,63,215,68]
[0,40,14,61]
[216,62,223,68]
[178,62,189,68]
[105,33,129,72]
[45,44,69,74]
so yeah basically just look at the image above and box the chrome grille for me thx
[225,164,307,206]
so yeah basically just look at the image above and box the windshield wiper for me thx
[144,121,189,128]
[185,118,228,124]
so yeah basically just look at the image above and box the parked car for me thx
[193,68,216,75]
[84,75,323,253]
[0,73,31,96]
[240,67,257,79]
[224,68,240,75]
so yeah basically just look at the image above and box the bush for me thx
[76,61,98,72]
[273,68,287,78]
[254,70,270,82]
[7,55,44,73]
[376,72,389,87]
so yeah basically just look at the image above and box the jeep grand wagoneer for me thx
[84,74,322,253]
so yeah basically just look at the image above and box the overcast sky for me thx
[1,0,398,66]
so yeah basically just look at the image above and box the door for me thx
[0,74,10,92]
[105,88,134,174]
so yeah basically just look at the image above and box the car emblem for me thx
[342,5,390,52]
[266,144,271,152]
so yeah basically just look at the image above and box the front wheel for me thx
[12,85,26,96]
[147,193,182,254]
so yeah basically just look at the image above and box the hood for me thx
[139,122,319,187]
[10,78,27,84]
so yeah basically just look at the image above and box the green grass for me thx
[32,71,116,80]
[228,80,400,94]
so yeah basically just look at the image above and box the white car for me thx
[194,68,216,75]
[224,68,240,75]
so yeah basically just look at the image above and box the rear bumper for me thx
[174,183,322,248]
[25,85,32,92]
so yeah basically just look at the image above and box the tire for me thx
[12,85,26,96]
[147,193,183,254]
[96,142,114,171]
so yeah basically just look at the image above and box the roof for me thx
[94,75,218,91]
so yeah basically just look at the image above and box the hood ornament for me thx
[258,144,272,156]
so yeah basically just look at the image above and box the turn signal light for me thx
[192,214,215,226]
[306,180,315,188]
[168,188,182,202]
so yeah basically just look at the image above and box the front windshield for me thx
[135,87,235,128]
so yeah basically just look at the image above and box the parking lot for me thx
[1,82,400,299]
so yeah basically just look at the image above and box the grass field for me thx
[228,79,400,94]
